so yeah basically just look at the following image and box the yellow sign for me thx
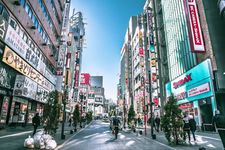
[2,46,45,86]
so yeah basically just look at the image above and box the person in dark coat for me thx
[32,113,40,135]
[212,110,225,149]
[155,115,160,132]
[189,115,196,141]
[183,114,191,142]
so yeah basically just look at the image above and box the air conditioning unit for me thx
[13,0,21,5]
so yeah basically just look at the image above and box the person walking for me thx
[155,115,160,132]
[183,114,191,142]
[113,115,121,139]
[189,114,196,141]
[212,110,225,149]
[32,113,40,135]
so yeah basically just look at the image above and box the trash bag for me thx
[33,130,44,148]
[42,134,53,143]
[45,139,57,150]
[24,135,34,148]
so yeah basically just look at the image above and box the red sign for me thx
[80,73,90,85]
[176,91,187,100]
[139,47,144,56]
[179,103,193,109]
[173,73,192,89]
[153,97,159,106]
[185,0,205,52]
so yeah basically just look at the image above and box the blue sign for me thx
[166,59,214,104]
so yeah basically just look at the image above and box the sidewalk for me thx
[124,126,223,150]
[0,122,92,147]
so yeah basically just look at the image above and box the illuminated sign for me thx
[80,73,90,85]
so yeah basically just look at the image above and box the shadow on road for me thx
[105,138,117,143]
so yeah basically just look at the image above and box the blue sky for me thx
[71,0,145,101]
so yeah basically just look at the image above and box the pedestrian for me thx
[113,115,121,139]
[183,113,191,142]
[155,115,160,132]
[68,117,72,127]
[212,110,225,149]
[32,113,40,136]
[189,114,196,141]
[212,110,220,131]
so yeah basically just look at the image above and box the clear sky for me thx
[71,0,146,101]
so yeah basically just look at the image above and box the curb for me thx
[55,121,94,150]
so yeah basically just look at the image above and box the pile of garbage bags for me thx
[24,130,57,149]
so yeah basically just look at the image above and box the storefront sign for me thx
[176,91,187,100]
[44,69,56,85]
[57,45,66,68]
[186,0,205,52]
[13,75,37,99]
[179,103,193,109]
[188,82,210,97]
[166,59,213,104]
[36,85,48,103]
[0,62,16,89]
[4,26,46,74]
[173,74,192,89]
[62,0,71,31]
[2,46,54,91]
[0,16,8,41]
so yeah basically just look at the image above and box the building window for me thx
[1,5,9,22]
[10,18,17,30]
[20,0,25,7]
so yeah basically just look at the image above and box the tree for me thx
[42,90,61,135]
[161,94,183,145]
[128,104,136,127]
[73,104,80,131]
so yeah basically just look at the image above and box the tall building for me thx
[0,0,65,127]
[90,76,103,88]
[153,0,225,130]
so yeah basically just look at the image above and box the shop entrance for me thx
[199,98,213,131]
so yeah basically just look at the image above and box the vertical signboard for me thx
[0,16,8,41]
[184,0,205,53]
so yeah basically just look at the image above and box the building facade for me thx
[0,0,65,127]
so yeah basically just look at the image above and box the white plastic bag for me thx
[45,139,57,150]
[33,130,44,148]
[24,135,34,148]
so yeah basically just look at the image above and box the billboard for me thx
[184,0,205,53]
[80,73,90,85]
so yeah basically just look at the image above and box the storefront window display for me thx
[9,97,28,124]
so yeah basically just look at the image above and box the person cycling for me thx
[113,115,121,139]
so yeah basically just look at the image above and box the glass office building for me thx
[162,0,197,81]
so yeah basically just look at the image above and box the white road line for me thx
[0,131,32,139]
[143,136,177,150]
[196,135,221,141]
[55,121,94,150]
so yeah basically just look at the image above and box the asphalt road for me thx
[58,120,175,150]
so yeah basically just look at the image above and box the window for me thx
[20,0,25,7]
[0,4,3,14]
[2,7,9,22]
[23,33,28,42]
[25,3,30,14]
[10,19,17,30]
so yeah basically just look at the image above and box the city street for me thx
[58,120,174,150]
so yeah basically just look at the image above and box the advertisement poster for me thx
[0,96,9,123]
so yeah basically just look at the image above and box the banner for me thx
[13,75,37,99]
[2,46,54,91]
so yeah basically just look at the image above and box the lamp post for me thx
[148,70,155,139]
[61,70,69,139]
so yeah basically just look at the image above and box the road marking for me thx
[0,131,32,139]
[55,121,93,150]
[143,136,177,150]
[196,135,221,141]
